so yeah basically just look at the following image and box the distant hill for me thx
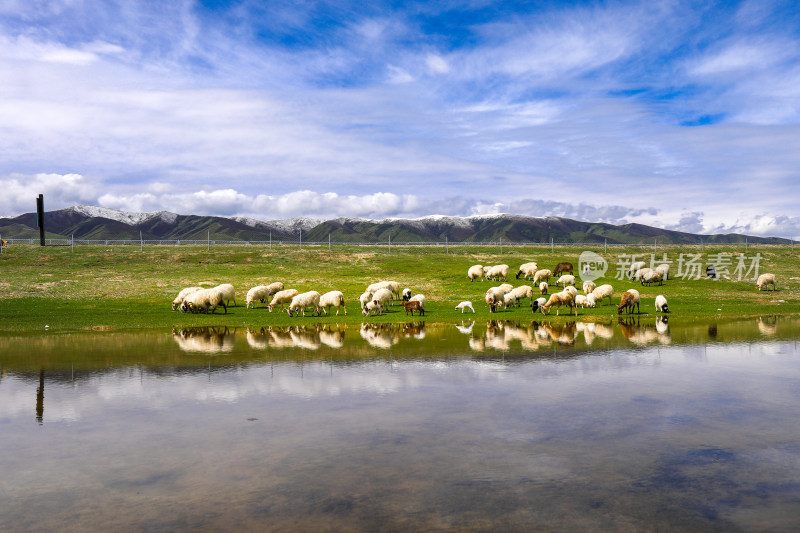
[0,205,790,245]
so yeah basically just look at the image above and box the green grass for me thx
[1,243,798,332]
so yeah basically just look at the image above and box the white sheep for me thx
[246,285,270,309]
[409,294,426,310]
[511,285,533,307]
[562,285,578,298]
[655,263,670,280]
[498,283,514,294]
[584,294,597,308]
[655,294,669,313]
[287,291,321,317]
[268,289,299,312]
[180,288,227,314]
[455,301,475,313]
[533,269,552,284]
[467,265,485,282]
[372,288,394,310]
[556,274,575,287]
[591,284,614,306]
[366,281,400,301]
[502,292,516,310]
[540,292,576,316]
[756,273,776,291]
[531,297,547,313]
[362,300,383,316]
[358,290,373,310]
[539,281,549,294]
[401,288,412,302]
[582,280,596,295]
[319,290,347,316]
[486,264,510,281]
[633,267,652,281]
[213,283,236,307]
[172,286,203,311]
[516,262,538,280]
[485,286,506,313]
[629,261,647,278]
[575,294,588,308]
[641,270,663,286]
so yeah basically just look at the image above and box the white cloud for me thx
[0,173,97,215]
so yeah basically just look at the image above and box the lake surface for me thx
[1,316,799,532]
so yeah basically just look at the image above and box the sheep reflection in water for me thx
[360,322,425,349]
[172,327,236,353]
[617,316,671,345]
[245,325,348,350]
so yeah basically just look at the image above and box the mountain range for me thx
[0,205,790,244]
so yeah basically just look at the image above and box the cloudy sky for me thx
[1,1,799,237]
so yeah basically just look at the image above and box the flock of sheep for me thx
[170,258,777,319]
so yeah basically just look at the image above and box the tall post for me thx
[71,234,74,253]
[604,238,607,254]
[140,231,143,252]
[654,238,657,253]
[500,237,502,254]
[0,233,3,254]
[745,237,748,252]
[388,234,391,254]
[207,230,210,251]
[551,237,554,253]
[36,194,45,246]
[446,235,448,254]
[328,233,331,251]
[299,229,302,249]
[269,231,272,250]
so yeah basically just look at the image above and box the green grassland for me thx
[1,243,798,332]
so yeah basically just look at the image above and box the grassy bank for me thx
[1,243,798,332]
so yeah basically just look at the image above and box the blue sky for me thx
[1,0,799,237]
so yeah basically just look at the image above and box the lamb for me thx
[756,273,777,291]
[319,290,347,316]
[287,291,321,317]
[213,283,236,307]
[372,288,394,310]
[511,285,533,307]
[539,281,549,294]
[641,270,664,286]
[655,294,669,313]
[584,294,597,308]
[172,286,203,311]
[556,274,575,287]
[540,291,577,316]
[485,264,510,282]
[455,301,475,313]
[502,292,516,310]
[485,286,506,313]
[358,291,373,310]
[553,262,574,276]
[516,262,538,280]
[403,300,424,316]
[268,289,299,312]
[591,284,614,306]
[618,289,641,315]
[402,288,412,302]
[531,297,547,313]
[629,261,647,279]
[533,269,552,284]
[362,300,382,316]
[180,288,227,314]
[468,265,485,282]
[654,263,670,280]
[409,294,426,311]
[582,280,596,295]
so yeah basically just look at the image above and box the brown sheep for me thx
[403,300,425,316]
[553,262,573,276]
[617,289,641,315]
[540,291,577,317]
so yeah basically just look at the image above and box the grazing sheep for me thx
[533,269,552,285]
[180,288,227,314]
[358,290,373,310]
[172,286,203,311]
[287,291,321,317]
[641,270,664,286]
[498,283,514,294]
[531,297,547,313]
[655,263,670,280]
[502,292,516,310]
[562,285,578,298]
[511,285,533,307]
[455,301,475,313]
[213,283,236,307]
[582,280,596,295]
[553,262,574,276]
[655,294,670,313]
[319,290,347,316]
[486,264,510,282]
[516,262,538,280]
[485,286,506,313]
[268,289,299,312]
[575,294,588,308]
[363,300,382,316]
[409,294,426,311]
[403,300,424,316]
[539,281,549,294]
[246,286,271,309]
[756,273,777,291]
[584,294,597,308]
[629,261,646,279]
[633,267,652,281]
[540,292,577,317]
[372,288,394,310]
[401,288,412,302]
[366,281,400,301]
[468,265,485,282]
[556,274,575,287]
[591,284,614,306]
[618,289,641,315]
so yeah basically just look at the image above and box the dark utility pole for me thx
[36,194,45,246]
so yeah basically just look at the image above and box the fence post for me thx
[328,233,331,251]
[745,237,748,252]
[207,231,210,251]
[654,238,657,254]
[71,234,74,253]
[269,231,272,250]
[551,237,554,253]
[140,231,143,252]
[388,234,391,254]
[300,229,302,249]
[500,237,502,254]
[604,238,607,254]
[446,235,448,254]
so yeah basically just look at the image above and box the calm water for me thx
[1,317,799,532]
